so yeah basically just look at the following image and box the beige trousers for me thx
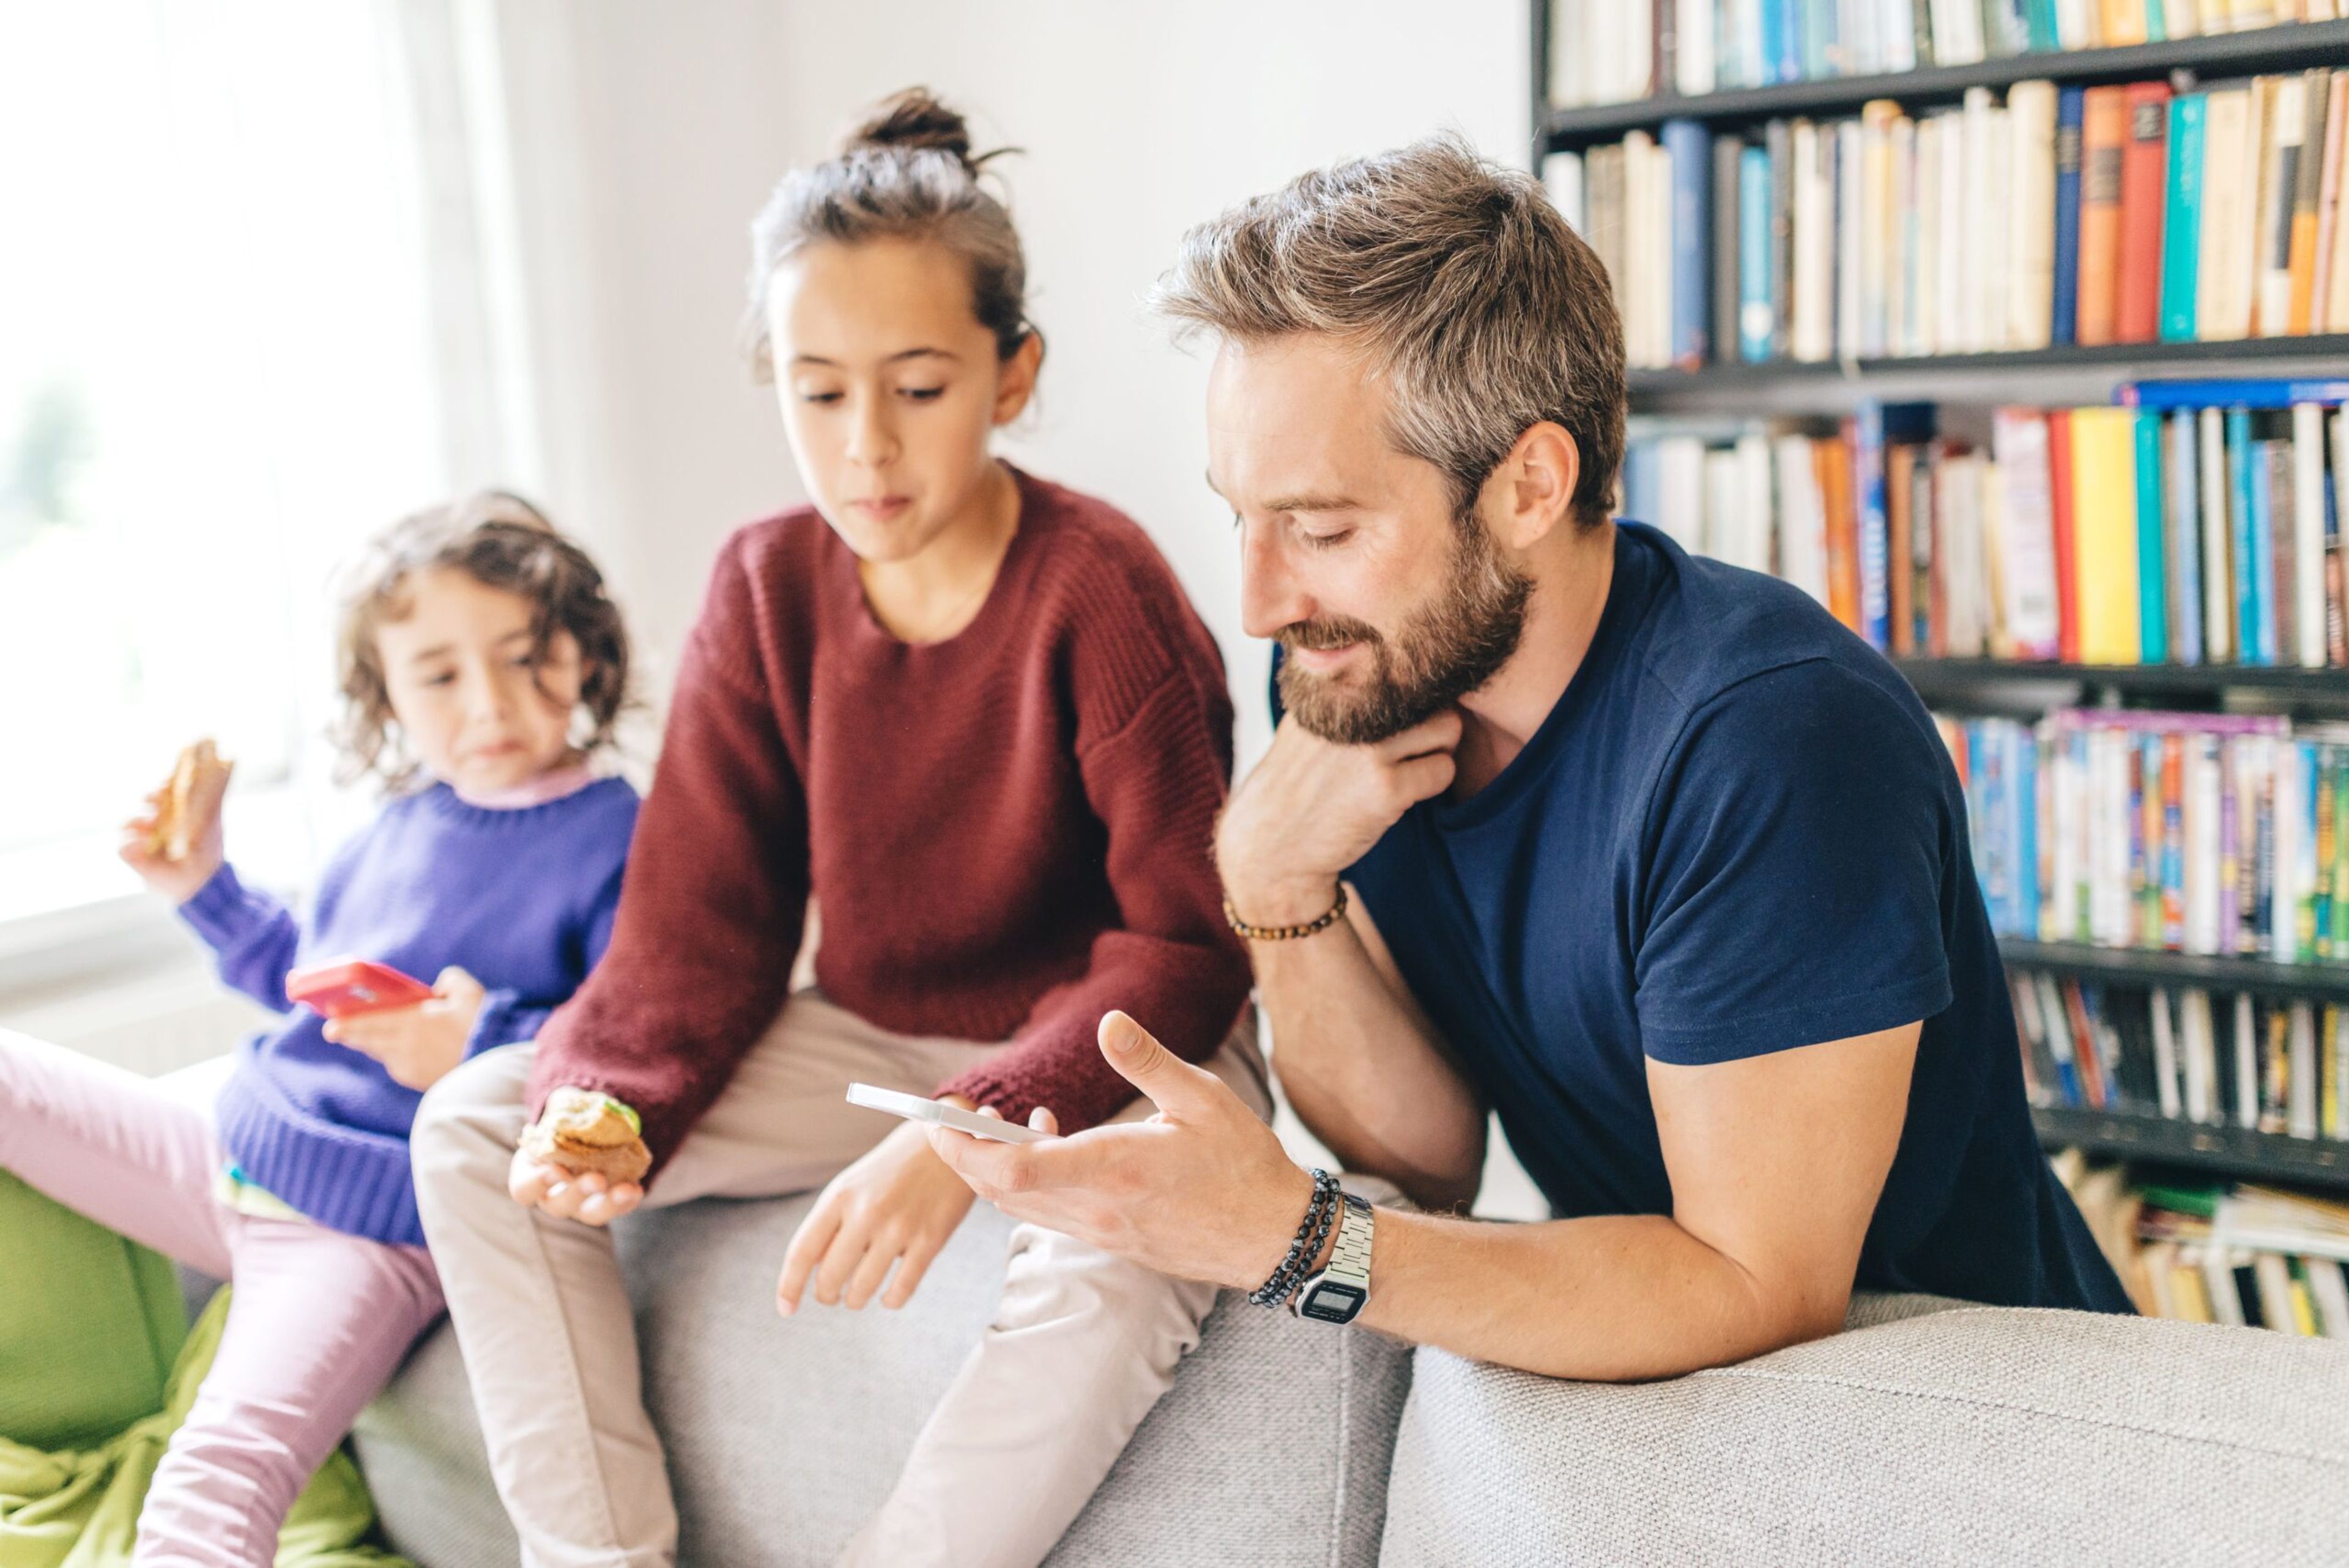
[409,991,1269,1568]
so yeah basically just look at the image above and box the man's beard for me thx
[1277,514,1534,745]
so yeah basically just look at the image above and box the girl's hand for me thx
[507,1148,645,1227]
[776,1109,981,1315]
[117,769,231,905]
[324,966,486,1091]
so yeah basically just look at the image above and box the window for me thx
[0,2,448,922]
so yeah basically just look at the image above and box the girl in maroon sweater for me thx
[411,91,1263,1568]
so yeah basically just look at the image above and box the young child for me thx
[411,91,1265,1567]
[0,494,638,1566]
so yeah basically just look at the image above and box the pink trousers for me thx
[0,1029,444,1567]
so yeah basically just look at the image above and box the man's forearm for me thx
[1252,924,1485,1209]
[1351,1208,1846,1381]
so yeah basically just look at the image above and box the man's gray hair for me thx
[1151,135,1625,527]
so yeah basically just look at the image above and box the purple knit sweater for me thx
[181,777,637,1246]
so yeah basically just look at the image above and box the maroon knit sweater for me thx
[527,468,1250,1175]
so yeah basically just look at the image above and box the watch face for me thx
[1299,1280,1367,1324]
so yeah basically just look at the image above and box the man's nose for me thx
[1237,522,1310,641]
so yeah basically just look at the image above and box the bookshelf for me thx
[1537,18,2349,151]
[1532,5,2349,1198]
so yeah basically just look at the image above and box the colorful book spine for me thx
[2136,410,2170,663]
[2074,407,2143,663]
[2251,436,2280,666]
[2052,86,2086,348]
[2119,379,2349,410]
[2228,409,2263,664]
[1664,119,1713,369]
[2161,94,2206,344]
[1857,399,1891,649]
[2167,409,2205,665]
[1739,144,1772,361]
[2117,81,2172,345]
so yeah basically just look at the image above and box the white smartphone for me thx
[845,1082,1055,1144]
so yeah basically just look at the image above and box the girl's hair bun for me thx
[845,87,976,172]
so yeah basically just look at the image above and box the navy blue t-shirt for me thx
[1345,522,2129,1312]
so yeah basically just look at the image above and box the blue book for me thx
[1800,0,1834,79]
[2052,88,2085,348]
[2160,95,2205,344]
[1664,120,1712,369]
[1854,401,1935,653]
[2136,412,2170,664]
[2118,379,2349,410]
[2228,410,2262,664]
[2166,411,2204,664]
[2251,429,2280,665]
[2024,0,2061,50]
[1758,0,1786,83]
[1774,0,1803,85]
[1624,440,1661,527]
[2014,727,2039,939]
[1738,146,1772,362]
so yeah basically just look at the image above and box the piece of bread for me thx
[149,739,231,862]
[522,1087,653,1183]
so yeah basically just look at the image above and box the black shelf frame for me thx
[2000,936,2349,1003]
[1894,656,2349,705]
[1538,18,2349,151]
[2032,1106,2349,1192]
[1628,335,2349,397]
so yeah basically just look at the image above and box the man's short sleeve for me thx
[1633,660,1955,1065]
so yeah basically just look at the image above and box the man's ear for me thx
[1485,421,1581,552]
[992,330,1045,426]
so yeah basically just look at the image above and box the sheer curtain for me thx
[0,0,549,929]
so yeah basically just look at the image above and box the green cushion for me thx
[0,1173,187,1451]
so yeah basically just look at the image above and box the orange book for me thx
[2287,69,2332,335]
[1890,443,1917,655]
[2117,82,2172,344]
[1820,432,1860,634]
[2049,409,2079,663]
[2078,87,2131,347]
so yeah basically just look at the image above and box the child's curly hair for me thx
[335,490,631,790]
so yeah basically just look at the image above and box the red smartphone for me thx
[286,958,435,1019]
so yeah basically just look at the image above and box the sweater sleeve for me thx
[177,863,302,1014]
[526,539,811,1174]
[938,671,1252,1133]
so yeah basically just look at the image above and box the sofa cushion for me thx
[355,1191,1412,1567]
[1379,1300,2349,1566]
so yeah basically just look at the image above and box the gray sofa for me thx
[352,1194,2349,1567]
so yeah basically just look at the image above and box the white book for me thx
[2182,988,2218,1125]
[1676,0,1715,95]
[2307,1256,2349,1339]
[1992,410,2060,657]
[1939,454,1986,655]
[1982,106,2013,352]
[1860,107,1891,358]
[1702,446,1742,560]
[1549,1,1587,106]
[2186,733,2224,953]
[2255,76,2307,338]
[1649,137,1675,366]
[1733,0,1765,91]
[2091,727,2129,945]
[2202,1246,2247,1326]
[2055,0,2097,46]
[1622,0,1655,105]
[1881,0,1918,70]
[1929,0,1984,64]
[1792,120,1835,361]
[1838,121,1864,360]
[2292,404,2326,668]
[1935,111,1967,352]
[2334,1007,2349,1137]
[2162,0,2202,31]
[2235,993,2260,1130]
[1961,88,1997,352]
[1590,1,1625,105]
[1734,432,1775,572]
[1914,117,1942,357]
[2253,1251,2299,1331]
[2290,1001,2320,1138]
[1890,114,1917,356]
[2200,407,2234,662]
[1658,435,1707,552]
[2050,721,2082,939]
[2199,87,2258,342]
[2006,81,2058,352]
[2152,986,2184,1120]
[1775,435,1830,606]
[1543,151,1586,233]
[1846,0,1880,73]
[1625,131,1660,367]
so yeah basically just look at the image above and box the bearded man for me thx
[930,135,2131,1381]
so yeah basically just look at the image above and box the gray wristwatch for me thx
[1291,1192,1375,1325]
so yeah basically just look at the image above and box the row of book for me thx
[1618,385,2349,667]
[1546,70,2349,369]
[2058,1156,2349,1333]
[2011,972,2349,1131]
[1952,712,2349,963]
[1547,0,2329,109]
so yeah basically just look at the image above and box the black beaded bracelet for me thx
[1275,1180,1345,1309]
[1250,1168,1339,1308]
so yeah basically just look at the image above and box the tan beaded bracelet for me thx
[1222,884,1348,942]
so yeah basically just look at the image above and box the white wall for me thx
[508,0,1531,761]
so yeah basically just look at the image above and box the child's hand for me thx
[323,966,486,1090]
[117,758,231,904]
[776,1110,981,1315]
[508,1150,645,1227]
